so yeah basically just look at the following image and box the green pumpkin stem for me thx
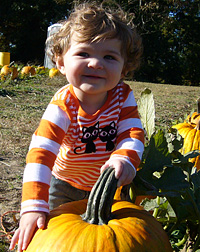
[81,167,118,225]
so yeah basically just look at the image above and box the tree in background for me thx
[0,0,199,85]
[0,0,72,64]
[127,0,200,86]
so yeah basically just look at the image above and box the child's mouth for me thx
[84,75,104,79]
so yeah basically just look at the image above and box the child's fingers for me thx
[114,164,123,179]
[9,212,46,252]
[9,228,20,250]
[100,163,110,173]
[21,223,36,251]
[17,229,26,252]
[37,215,46,229]
[101,160,123,179]
[117,165,135,187]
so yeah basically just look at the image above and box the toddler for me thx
[10,2,144,251]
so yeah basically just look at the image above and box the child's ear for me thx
[121,67,128,79]
[56,56,66,75]
[121,73,125,79]
[120,71,126,79]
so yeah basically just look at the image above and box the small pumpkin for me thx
[25,168,172,252]
[0,64,18,80]
[49,67,60,78]
[21,66,36,76]
[173,98,200,170]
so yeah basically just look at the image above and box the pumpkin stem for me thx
[81,167,118,225]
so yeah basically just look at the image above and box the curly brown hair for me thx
[46,2,143,77]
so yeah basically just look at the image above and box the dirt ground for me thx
[0,159,23,214]
[0,159,22,250]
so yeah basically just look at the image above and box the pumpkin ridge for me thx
[173,124,193,139]
[183,128,197,154]
[192,130,199,152]
[100,224,119,251]
[108,221,138,251]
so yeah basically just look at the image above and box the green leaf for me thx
[184,150,200,160]
[138,88,155,139]
[172,150,200,174]
[167,189,199,223]
[136,129,190,199]
[166,128,183,153]
[139,129,171,181]
[191,170,200,210]
[154,165,189,192]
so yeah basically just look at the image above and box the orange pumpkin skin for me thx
[25,199,172,252]
[21,66,36,76]
[49,67,60,78]
[173,102,200,170]
[0,65,18,79]
[115,186,155,206]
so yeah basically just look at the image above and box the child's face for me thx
[57,33,125,100]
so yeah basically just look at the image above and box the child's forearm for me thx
[112,127,144,170]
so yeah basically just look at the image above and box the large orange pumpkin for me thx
[173,98,200,170]
[25,168,172,252]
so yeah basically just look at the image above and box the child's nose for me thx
[88,58,103,69]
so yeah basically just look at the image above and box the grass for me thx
[0,73,200,251]
[0,74,66,165]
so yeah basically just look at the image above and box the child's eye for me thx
[78,52,89,57]
[104,55,115,60]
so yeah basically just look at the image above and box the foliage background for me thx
[0,0,200,86]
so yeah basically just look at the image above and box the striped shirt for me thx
[21,82,144,214]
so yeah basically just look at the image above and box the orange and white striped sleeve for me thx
[21,99,70,215]
[110,84,144,176]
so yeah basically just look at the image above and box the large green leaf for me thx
[138,88,155,139]
[135,129,190,196]
[154,165,189,192]
[139,129,171,180]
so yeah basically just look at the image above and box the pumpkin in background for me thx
[173,98,200,170]
[21,66,36,76]
[25,168,172,252]
[49,67,60,78]
[0,64,18,80]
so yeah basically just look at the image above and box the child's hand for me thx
[9,211,46,252]
[101,159,136,187]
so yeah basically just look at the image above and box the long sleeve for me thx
[110,84,144,174]
[21,102,70,215]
